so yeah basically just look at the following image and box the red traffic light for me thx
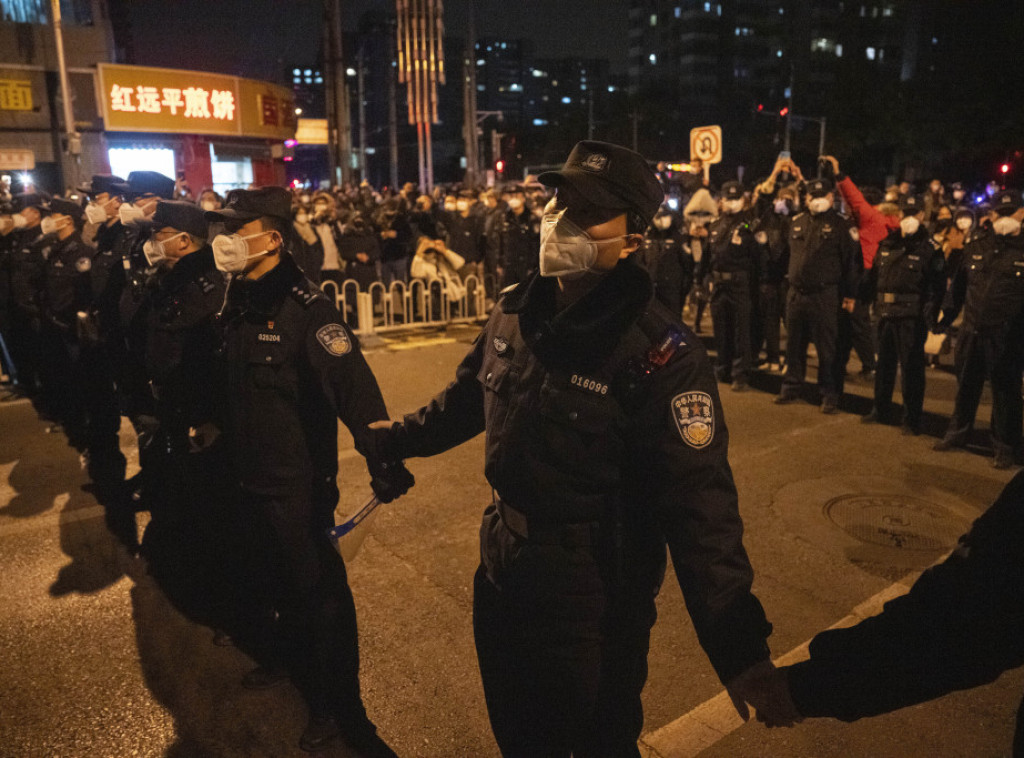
[779,107,789,117]
[495,160,505,173]
[757,103,764,112]
[1000,163,1010,174]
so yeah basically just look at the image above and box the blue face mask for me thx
[773,199,790,215]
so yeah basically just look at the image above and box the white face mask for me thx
[40,216,60,236]
[508,197,524,210]
[456,200,470,212]
[955,216,972,231]
[211,231,273,273]
[85,203,109,224]
[773,199,790,215]
[900,216,921,236]
[143,232,185,267]
[808,197,832,214]
[119,203,148,226]
[992,216,1022,236]
[653,216,672,230]
[11,213,28,230]
[953,190,964,201]
[295,212,309,225]
[722,199,744,215]
[201,200,217,212]
[539,208,626,280]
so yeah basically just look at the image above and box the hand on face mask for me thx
[143,232,185,267]
[119,202,154,226]
[11,213,28,230]
[900,216,921,236]
[211,231,275,273]
[538,209,627,279]
[992,216,1022,236]
[773,199,791,216]
[722,199,745,215]
[807,197,832,214]
[40,216,61,236]
[85,202,110,225]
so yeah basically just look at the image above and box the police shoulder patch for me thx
[849,227,860,242]
[75,257,92,273]
[755,230,768,245]
[316,323,352,356]
[671,391,715,449]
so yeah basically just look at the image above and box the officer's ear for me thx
[621,233,643,257]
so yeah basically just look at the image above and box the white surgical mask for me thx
[508,197,524,210]
[992,216,1022,236]
[722,199,744,215]
[143,232,185,267]
[808,197,832,214]
[85,203,108,225]
[653,216,672,231]
[953,190,964,201]
[11,213,27,229]
[201,200,217,212]
[456,200,470,212]
[40,216,59,236]
[119,204,146,226]
[773,199,790,215]
[900,216,921,236]
[211,231,273,273]
[955,217,973,231]
[295,212,309,225]
[539,209,626,279]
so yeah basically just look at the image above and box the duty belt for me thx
[495,498,599,547]
[712,270,749,283]
[878,292,920,305]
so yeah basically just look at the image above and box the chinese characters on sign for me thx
[109,84,235,121]
[0,79,33,111]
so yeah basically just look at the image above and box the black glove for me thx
[368,459,415,504]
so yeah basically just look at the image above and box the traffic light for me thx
[495,159,505,174]
[779,107,789,117]
[1000,163,1010,175]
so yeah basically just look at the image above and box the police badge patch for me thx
[672,391,715,449]
[75,257,92,273]
[316,323,352,356]
[850,227,860,242]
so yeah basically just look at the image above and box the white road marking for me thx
[638,577,918,758]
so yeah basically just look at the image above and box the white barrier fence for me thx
[320,274,492,337]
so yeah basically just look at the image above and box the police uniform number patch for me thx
[672,391,715,448]
[316,323,351,356]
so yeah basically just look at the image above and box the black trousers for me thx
[473,505,662,758]
[834,301,876,395]
[242,488,367,722]
[782,287,840,400]
[8,306,40,393]
[710,281,753,384]
[944,327,1024,457]
[759,282,786,364]
[79,341,126,490]
[873,317,927,427]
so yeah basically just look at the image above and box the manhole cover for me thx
[824,494,969,551]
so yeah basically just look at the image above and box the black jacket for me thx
[639,224,693,314]
[389,258,772,683]
[701,210,764,284]
[223,253,389,506]
[944,229,1024,332]
[787,209,862,299]
[42,232,94,334]
[872,228,946,322]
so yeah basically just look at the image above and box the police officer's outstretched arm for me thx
[635,343,799,725]
[305,300,414,502]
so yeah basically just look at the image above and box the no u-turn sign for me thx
[690,125,723,164]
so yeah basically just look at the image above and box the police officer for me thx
[934,189,1024,469]
[38,197,94,442]
[493,184,541,289]
[752,183,796,372]
[369,141,795,757]
[211,187,412,756]
[639,205,694,316]
[775,177,861,413]
[702,181,764,391]
[861,195,946,434]
[7,193,52,403]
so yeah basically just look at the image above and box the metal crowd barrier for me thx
[320,274,493,337]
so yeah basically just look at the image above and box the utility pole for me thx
[357,47,367,182]
[326,0,352,186]
[587,89,594,141]
[462,0,480,187]
[387,20,399,189]
[50,0,79,191]
[783,62,794,154]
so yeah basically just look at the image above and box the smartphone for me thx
[778,151,791,160]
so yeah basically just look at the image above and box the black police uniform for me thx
[639,218,694,316]
[780,204,861,405]
[222,251,396,732]
[784,469,1024,755]
[703,207,764,387]
[39,229,94,437]
[752,199,791,367]
[8,224,50,397]
[0,226,18,382]
[494,205,541,289]
[938,224,1024,464]
[868,226,946,430]
[385,259,773,757]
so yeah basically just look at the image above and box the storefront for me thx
[96,63,296,196]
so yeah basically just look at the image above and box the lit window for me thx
[778,6,784,13]
[561,96,572,104]
[305,77,312,84]
[883,5,893,16]
[835,44,843,57]
[304,69,312,76]
[608,85,617,92]
[580,85,587,91]
[704,1,711,11]
[675,7,681,18]
[292,68,301,76]
[509,83,522,92]
[477,85,485,91]
[717,4,722,15]
[533,118,548,126]
[860,5,866,16]
[777,49,783,57]
[866,47,876,60]
[552,80,559,87]
[477,59,485,66]
[878,48,884,60]
[649,53,657,64]
[932,37,938,45]
[650,13,657,26]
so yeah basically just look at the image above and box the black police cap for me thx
[720,181,745,200]
[13,192,52,213]
[899,194,924,213]
[81,174,126,197]
[538,140,664,224]
[205,186,292,224]
[49,197,84,221]
[152,200,208,240]
[992,189,1022,215]
[806,178,835,198]
[127,171,175,200]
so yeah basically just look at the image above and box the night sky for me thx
[125,0,629,83]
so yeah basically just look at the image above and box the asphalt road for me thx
[1,321,1021,758]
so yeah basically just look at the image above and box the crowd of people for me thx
[0,144,1021,755]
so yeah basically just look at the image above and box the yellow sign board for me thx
[295,118,329,145]
[0,79,33,111]
[97,64,295,141]
[0,149,35,170]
